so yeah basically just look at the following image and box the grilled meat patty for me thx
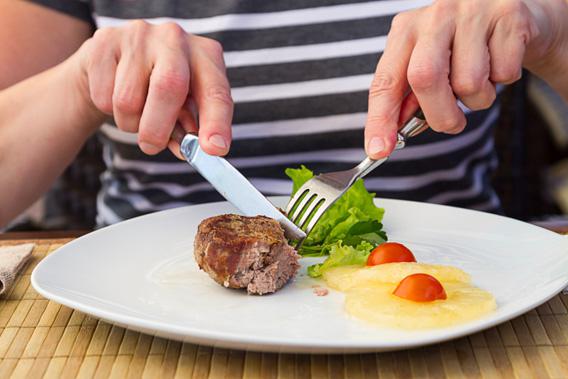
[194,214,300,295]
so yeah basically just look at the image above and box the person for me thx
[0,0,566,228]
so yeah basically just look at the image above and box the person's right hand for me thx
[74,21,233,157]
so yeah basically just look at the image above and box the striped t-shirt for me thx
[32,0,502,226]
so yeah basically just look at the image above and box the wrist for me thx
[61,46,105,135]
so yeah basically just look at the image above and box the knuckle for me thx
[153,69,189,96]
[80,38,96,58]
[369,72,401,98]
[497,0,524,17]
[431,116,464,133]
[83,44,99,70]
[201,38,224,56]
[161,22,186,42]
[87,28,117,61]
[501,3,535,39]
[92,27,114,42]
[452,76,483,97]
[127,20,151,48]
[431,0,458,15]
[139,128,169,148]
[497,1,533,36]
[500,0,531,30]
[390,12,411,32]
[113,92,144,115]
[514,18,533,42]
[492,66,522,84]
[203,85,233,106]
[90,92,113,114]
[127,19,149,32]
[479,89,497,109]
[447,122,466,134]
[408,63,442,90]
[116,119,138,133]
[462,99,484,112]
[152,25,188,57]
[464,94,496,111]
[461,1,477,14]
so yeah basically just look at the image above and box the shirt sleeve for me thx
[26,0,95,26]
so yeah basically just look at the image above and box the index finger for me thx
[189,38,233,156]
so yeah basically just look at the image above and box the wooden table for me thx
[1,234,568,378]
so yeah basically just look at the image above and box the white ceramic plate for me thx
[32,197,568,353]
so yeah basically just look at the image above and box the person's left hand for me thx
[364,0,559,159]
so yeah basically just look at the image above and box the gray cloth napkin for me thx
[0,243,34,295]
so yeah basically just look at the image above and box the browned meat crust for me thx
[194,214,300,295]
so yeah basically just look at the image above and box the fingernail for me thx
[140,142,159,154]
[368,137,385,156]
[209,134,227,150]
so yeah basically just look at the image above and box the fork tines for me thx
[286,184,334,235]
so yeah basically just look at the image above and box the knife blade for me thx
[179,133,306,241]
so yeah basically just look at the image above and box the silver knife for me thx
[173,127,306,241]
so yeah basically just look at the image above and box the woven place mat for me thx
[0,240,567,378]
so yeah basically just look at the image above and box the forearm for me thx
[0,56,104,227]
[524,0,568,102]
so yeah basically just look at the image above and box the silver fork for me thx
[286,111,429,241]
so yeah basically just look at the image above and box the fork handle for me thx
[354,110,428,179]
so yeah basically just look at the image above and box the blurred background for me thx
[3,72,568,233]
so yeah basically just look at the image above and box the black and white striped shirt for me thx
[31,0,502,226]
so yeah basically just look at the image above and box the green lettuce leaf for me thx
[285,165,388,276]
[285,166,387,256]
[342,219,387,247]
[307,241,374,278]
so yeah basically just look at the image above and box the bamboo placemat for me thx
[1,239,568,378]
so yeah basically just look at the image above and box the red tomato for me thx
[392,273,447,302]
[366,242,416,266]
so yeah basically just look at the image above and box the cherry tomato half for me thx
[393,273,447,302]
[366,242,416,266]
